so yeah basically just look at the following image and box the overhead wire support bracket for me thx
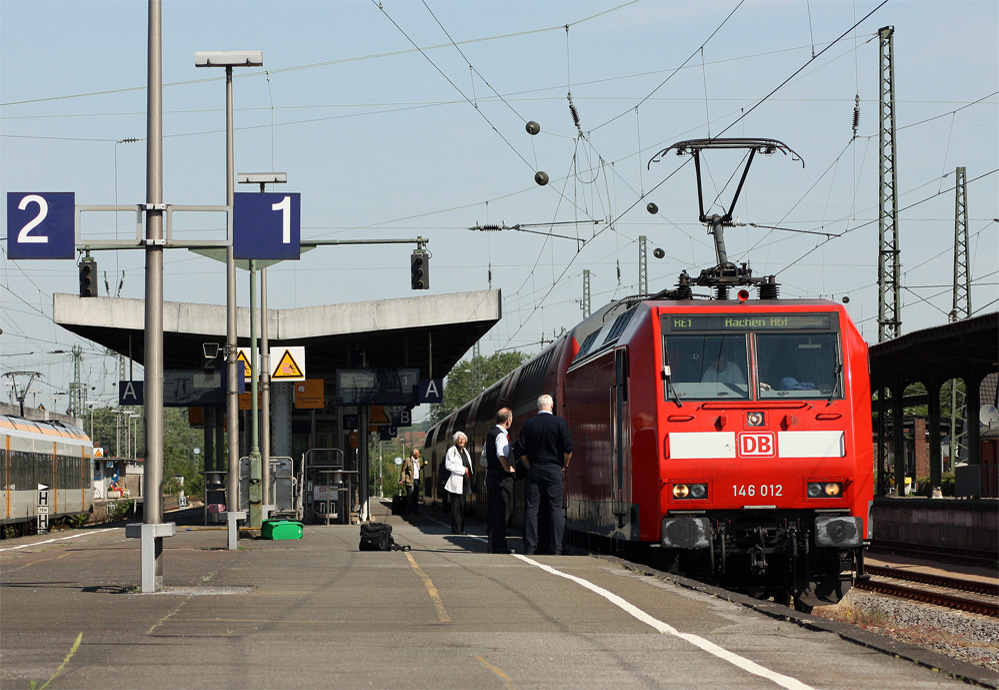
[469,220,597,248]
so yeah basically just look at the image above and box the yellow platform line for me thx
[476,655,516,689]
[405,551,450,623]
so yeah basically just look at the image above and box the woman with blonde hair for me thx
[444,431,473,535]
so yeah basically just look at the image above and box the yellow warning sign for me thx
[272,347,305,381]
[235,349,253,381]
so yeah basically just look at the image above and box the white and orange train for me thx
[1,414,94,534]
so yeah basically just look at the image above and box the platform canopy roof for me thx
[869,311,998,386]
[53,290,502,381]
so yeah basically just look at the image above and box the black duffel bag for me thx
[359,522,410,551]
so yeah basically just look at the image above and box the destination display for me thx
[336,368,420,406]
[664,313,834,332]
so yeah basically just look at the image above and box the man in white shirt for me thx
[701,352,745,386]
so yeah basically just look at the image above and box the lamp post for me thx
[128,411,141,459]
[195,50,263,540]
[238,172,286,525]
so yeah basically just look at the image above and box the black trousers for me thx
[486,471,514,552]
[524,463,564,554]
[406,479,421,514]
[449,491,465,534]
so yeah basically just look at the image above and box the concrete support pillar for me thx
[966,370,983,465]
[227,510,245,550]
[359,406,369,521]
[892,382,905,496]
[926,378,943,491]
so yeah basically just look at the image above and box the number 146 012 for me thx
[732,484,783,497]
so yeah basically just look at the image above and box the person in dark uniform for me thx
[485,407,515,554]
[513,394,573,555]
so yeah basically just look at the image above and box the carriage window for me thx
[664,334,749,400]
[756,333,842,399]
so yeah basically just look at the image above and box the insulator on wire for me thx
[852,94,860,138]
[567,92,582,134]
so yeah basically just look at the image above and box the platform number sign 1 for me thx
[233,192,301,260]
[7,192,75,259]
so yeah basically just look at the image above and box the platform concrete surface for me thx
[0,508,988,690]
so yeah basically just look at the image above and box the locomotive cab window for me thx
[664,334,750,400]
[757,333,842,399]
[662,312,842,402]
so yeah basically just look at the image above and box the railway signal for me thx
[411,251,429,290]
[79,257,97,297]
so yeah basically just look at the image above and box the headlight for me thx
[673,483,707,500]
[746,411,765,427]
[807,482,843,498]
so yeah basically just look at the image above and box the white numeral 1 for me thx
[272,195,291,244]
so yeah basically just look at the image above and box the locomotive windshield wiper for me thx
[662,353,683,407]
[827,363,843,404]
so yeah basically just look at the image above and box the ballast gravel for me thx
[814,589,999,674]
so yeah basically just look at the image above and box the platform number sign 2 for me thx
[7,192,75,259]
[233,192,301,261]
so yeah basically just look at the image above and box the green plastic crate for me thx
[261,520,303,540]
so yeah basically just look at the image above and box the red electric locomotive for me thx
[426,139,873,610]
[561,292,872,609]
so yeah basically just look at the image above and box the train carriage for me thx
[1,414,94,534]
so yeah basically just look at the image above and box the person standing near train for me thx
[514,394,573,555]
[398,448,426,515]
[443,431,473,535]
[485,407,515,554]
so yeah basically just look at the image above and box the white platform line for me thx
[0,528,119,552]
[516,555,815,690]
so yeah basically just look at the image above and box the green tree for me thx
[163,407,204,497]
[86,405,205,498]
[428,350,528,426]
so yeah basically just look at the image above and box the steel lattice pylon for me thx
[949,166,970,466]
[877,26,901,342]
[638,235,648,296]
[952,167,970,321]
[582,269,591,318]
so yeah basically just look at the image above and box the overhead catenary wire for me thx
[499,0,896,350]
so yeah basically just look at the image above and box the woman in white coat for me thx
[444,431,473,535]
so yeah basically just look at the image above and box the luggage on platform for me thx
[358,522,410,551]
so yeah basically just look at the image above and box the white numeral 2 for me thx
[17,195,49,244]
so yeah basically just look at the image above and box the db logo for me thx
[738,432,776,457]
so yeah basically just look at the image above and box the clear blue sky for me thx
[2,0,997,413]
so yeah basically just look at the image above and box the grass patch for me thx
[30,632,82,690]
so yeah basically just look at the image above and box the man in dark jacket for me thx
[514,394,573,555]
[485,407,515,553]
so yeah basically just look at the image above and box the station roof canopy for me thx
[53,290,502,380]
[869,311,998,385]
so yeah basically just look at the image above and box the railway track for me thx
[869,540,998,569]
[855,565,999,617]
